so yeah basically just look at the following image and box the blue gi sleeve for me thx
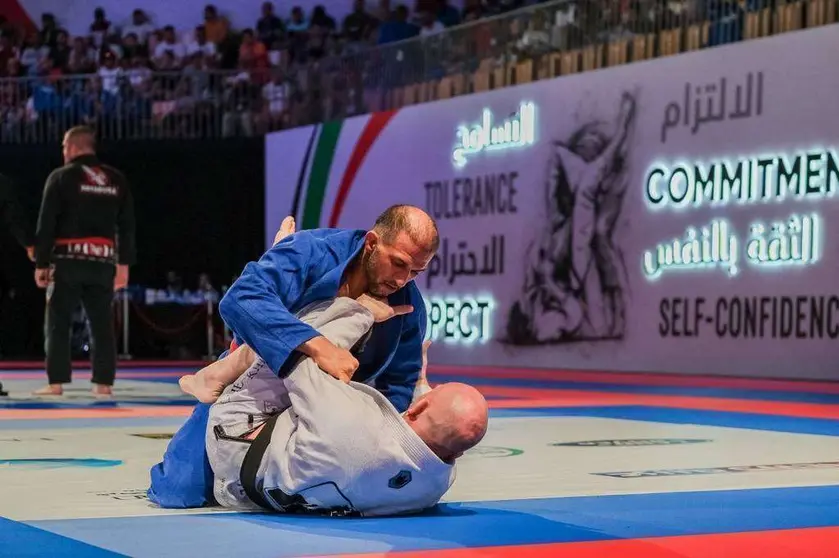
[219,236,322,375]
[374,287,427,413]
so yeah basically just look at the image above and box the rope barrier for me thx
[128,299,207,336]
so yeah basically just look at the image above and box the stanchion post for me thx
[205,296,215,360]
[119,289,131,360]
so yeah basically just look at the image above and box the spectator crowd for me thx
[0,0,543,140]
[0,0,779,141]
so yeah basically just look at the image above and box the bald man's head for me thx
[404,382,489,462]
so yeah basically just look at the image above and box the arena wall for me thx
[265,26,839,380]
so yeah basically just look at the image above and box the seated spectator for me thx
[90,8,113,47]
[122,33,148,60]
[50,30,71,71]
[516,10,551,56]
[127,56,152,90]
[0,36,16,77]
[462,0,483,22]
[98,51,123,95]
[307,5,336,58]
[238,28,267,65]
[222,59,257,136]
[39,13,59,49]
[343,0,377,43]
[154,26,186,68]
[418,11,445,36]
[377,5,419,44]
[67,36,97,74]
[187,25,218,61]
[19,32,48,72]
[287,6,310,32]
[260,70,289,131]
[310,5,337,31]
[203,4,230,45]
[183,53,212,98]
[6,57,23,78]
[436,0,461,27]
[286,6,310,63]
[375,0,393,22]
[156,50,180,71]
[257,2,285,46]
[123,9,155,44]
[96,35,124,65]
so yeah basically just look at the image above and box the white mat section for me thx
[1,417,837,520]
[0,378,191,403]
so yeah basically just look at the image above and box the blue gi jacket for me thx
[147,228,427,508]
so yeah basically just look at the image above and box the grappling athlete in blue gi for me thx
[148,205,440,508]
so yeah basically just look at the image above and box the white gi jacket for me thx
[206,297,455,517]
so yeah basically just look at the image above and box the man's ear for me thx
[404,396,429,421]
[364,230,380,250]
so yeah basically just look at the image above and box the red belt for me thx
[54,237,116,260]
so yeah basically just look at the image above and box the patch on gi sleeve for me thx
[388,470,413,489]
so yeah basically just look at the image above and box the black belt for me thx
[239,413,281,511]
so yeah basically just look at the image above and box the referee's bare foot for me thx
[32,384,63,396]
[273,216,296,246]
[179,371,225,404]
[92,384,113,398]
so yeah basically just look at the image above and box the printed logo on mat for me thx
[594,461,839,478]
[553,438,712,447]
[131,433,174,440]
[91,488,150,501]
[465,446,524,458]
[0,458,122,469]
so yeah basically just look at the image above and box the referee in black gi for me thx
[33,126,135,397]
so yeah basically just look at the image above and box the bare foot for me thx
[273,216,296,246]
[92,384,113,398]
[179,371,226,404]
[32,384,63,396]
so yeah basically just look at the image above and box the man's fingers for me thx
[423,340,432,351]
[390,305,414,317]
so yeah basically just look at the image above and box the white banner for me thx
[265,27,839,380]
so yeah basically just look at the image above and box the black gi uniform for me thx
[35,154,136,386]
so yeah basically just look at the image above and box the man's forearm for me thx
[297,335,333,358]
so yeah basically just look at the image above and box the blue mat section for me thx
[0,517,125,557]
[490,406,839,436]
[430,374,839,404]
[0,417,188,430]
[0,399,195,409]
[28,485,839,557]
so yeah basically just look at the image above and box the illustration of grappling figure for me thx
[507,92,636,344]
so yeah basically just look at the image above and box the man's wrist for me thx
[298,336,330,358]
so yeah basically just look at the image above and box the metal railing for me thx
[0,0,834,144]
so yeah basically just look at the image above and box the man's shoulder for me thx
[45,165,73,187]
[293,228,366,256]
[298,227,366,243]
